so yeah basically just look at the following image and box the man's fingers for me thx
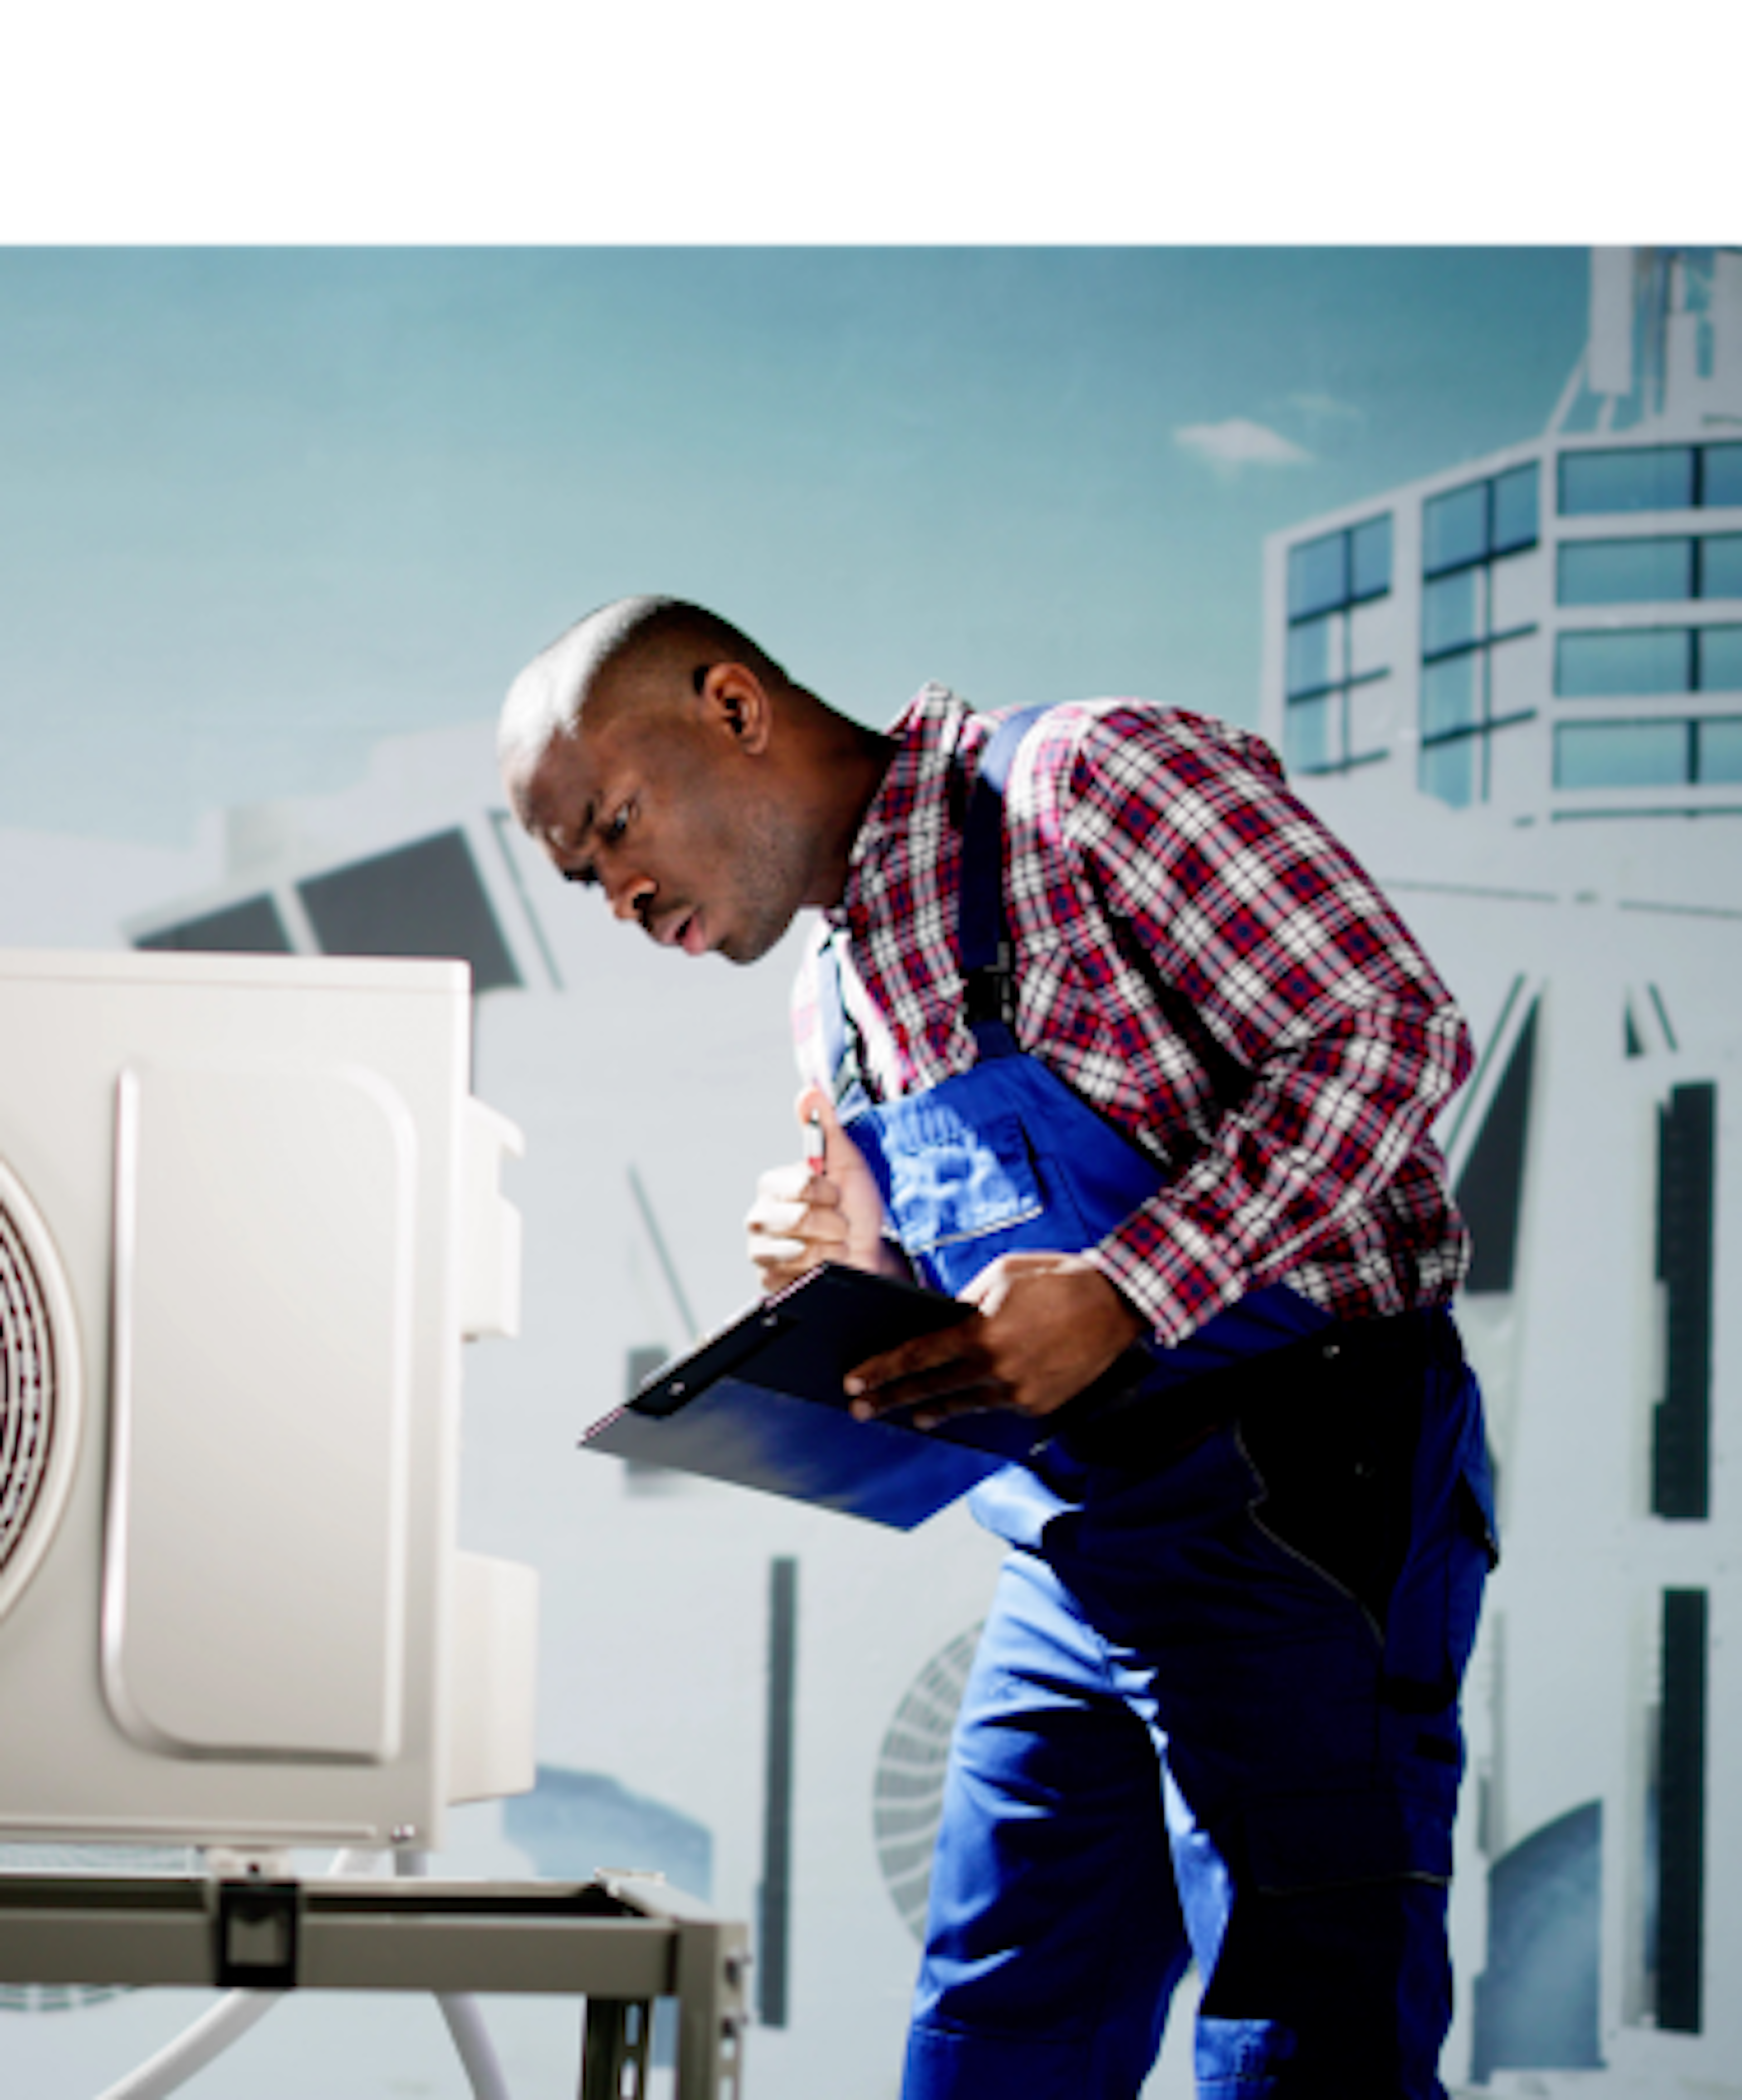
[749,1192,826,1237]
[746,1163,855,1294]
[851,1373,1008,1424]
[745,1173,842,1236]
[842,1256,1148,1421]
[844,1322,997,1420]
[749,1232,808,1264]
[755,1160,836,1206]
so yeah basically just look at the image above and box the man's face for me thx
[513,698,813,965]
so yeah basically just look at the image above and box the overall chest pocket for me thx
[883,1107,1045,1254]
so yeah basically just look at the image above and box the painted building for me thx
[1262,247,1742,2096]
[1262,247,1742,824]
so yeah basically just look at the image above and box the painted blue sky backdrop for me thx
[0,247,1589,845]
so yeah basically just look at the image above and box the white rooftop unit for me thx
[0,947,534,1852]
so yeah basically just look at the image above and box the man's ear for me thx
[698,662,774,755]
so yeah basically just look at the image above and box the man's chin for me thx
[717,915,792,966]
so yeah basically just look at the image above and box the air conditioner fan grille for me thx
[0,1198,59,1582]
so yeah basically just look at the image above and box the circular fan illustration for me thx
[872,1624,981,1941]
[0,1159,82,1629]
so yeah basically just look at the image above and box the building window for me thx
[1558,442,1742,517]
[1423,463,1539,577]
[1555,625,1742,697]
[1284,514,1393,773]
[1703,624,1742,688]
[1555,715,1742,789]
[1418,466,1540,806]
[1557,535,1742,606]
[1287,515,1392,618]
[1703,716,1742,781]
[1559,538,1694,605]
[1704,535,1742,598]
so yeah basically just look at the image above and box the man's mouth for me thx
[654,906,708,956]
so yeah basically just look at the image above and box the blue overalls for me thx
[817,708,1497,2100]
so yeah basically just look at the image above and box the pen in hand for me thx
[804,1109,826,1177]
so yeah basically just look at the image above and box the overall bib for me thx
[819,708,1496,2100]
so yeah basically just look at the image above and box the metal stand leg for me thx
[674,1917,745,2100]
[579,1994,653,2100]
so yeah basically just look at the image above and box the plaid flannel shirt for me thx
[793,687,1473,1348]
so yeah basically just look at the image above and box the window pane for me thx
[1558,538,1694,605]
[1350,515,1393,600]
[1422,650,1482,738]
[1346,676,1394,761]
[1703,444,1742,509]
[1489,631,1545,720]
[1286,613,1340,697]
[1489,548,1541,634]
[1698,625,1742,691]
[1285,693,1337,772]
[1424,483,1489,575]
[1492,462,1541,552]
[1559,446,1696,515]
[1556,628,1693,697]
[1348,597,1394,681]
[1555,721,1690,789]
[1700,535,1742,599]
[1423,569,1482,656]
[1287,533,1349,620]
[1421,734,1479,808]
[1697,716,1742,782]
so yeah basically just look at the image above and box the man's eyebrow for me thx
[548,796,596,853]
[552,796,603,884]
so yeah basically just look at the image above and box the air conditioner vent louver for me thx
[0,1161,79,1624]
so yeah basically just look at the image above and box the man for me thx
[501,594,1497,2100]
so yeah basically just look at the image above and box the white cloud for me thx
[1174,417,1313,471]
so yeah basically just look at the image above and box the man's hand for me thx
[745,1087,905,1292]
[845,1252,1148,1427]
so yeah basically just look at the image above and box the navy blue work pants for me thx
[903,1317,1492,2100]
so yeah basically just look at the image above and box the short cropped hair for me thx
[498,595,788,787]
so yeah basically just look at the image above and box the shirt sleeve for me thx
[1051,710,1474,1346]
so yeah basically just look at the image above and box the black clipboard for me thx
[579,1264,1051,1529]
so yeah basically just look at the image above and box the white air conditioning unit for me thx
[0,948,536,1852]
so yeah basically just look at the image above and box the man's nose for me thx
[606,868,655,924]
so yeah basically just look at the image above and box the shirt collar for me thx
[829,684,976,927]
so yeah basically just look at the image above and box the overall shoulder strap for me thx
[962,703,1253,1116]
[812,704,1050,1109]
[812,927,874,1118]
[959,704,1054,1061]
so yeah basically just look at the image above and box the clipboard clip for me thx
[634,1305,797,1417]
